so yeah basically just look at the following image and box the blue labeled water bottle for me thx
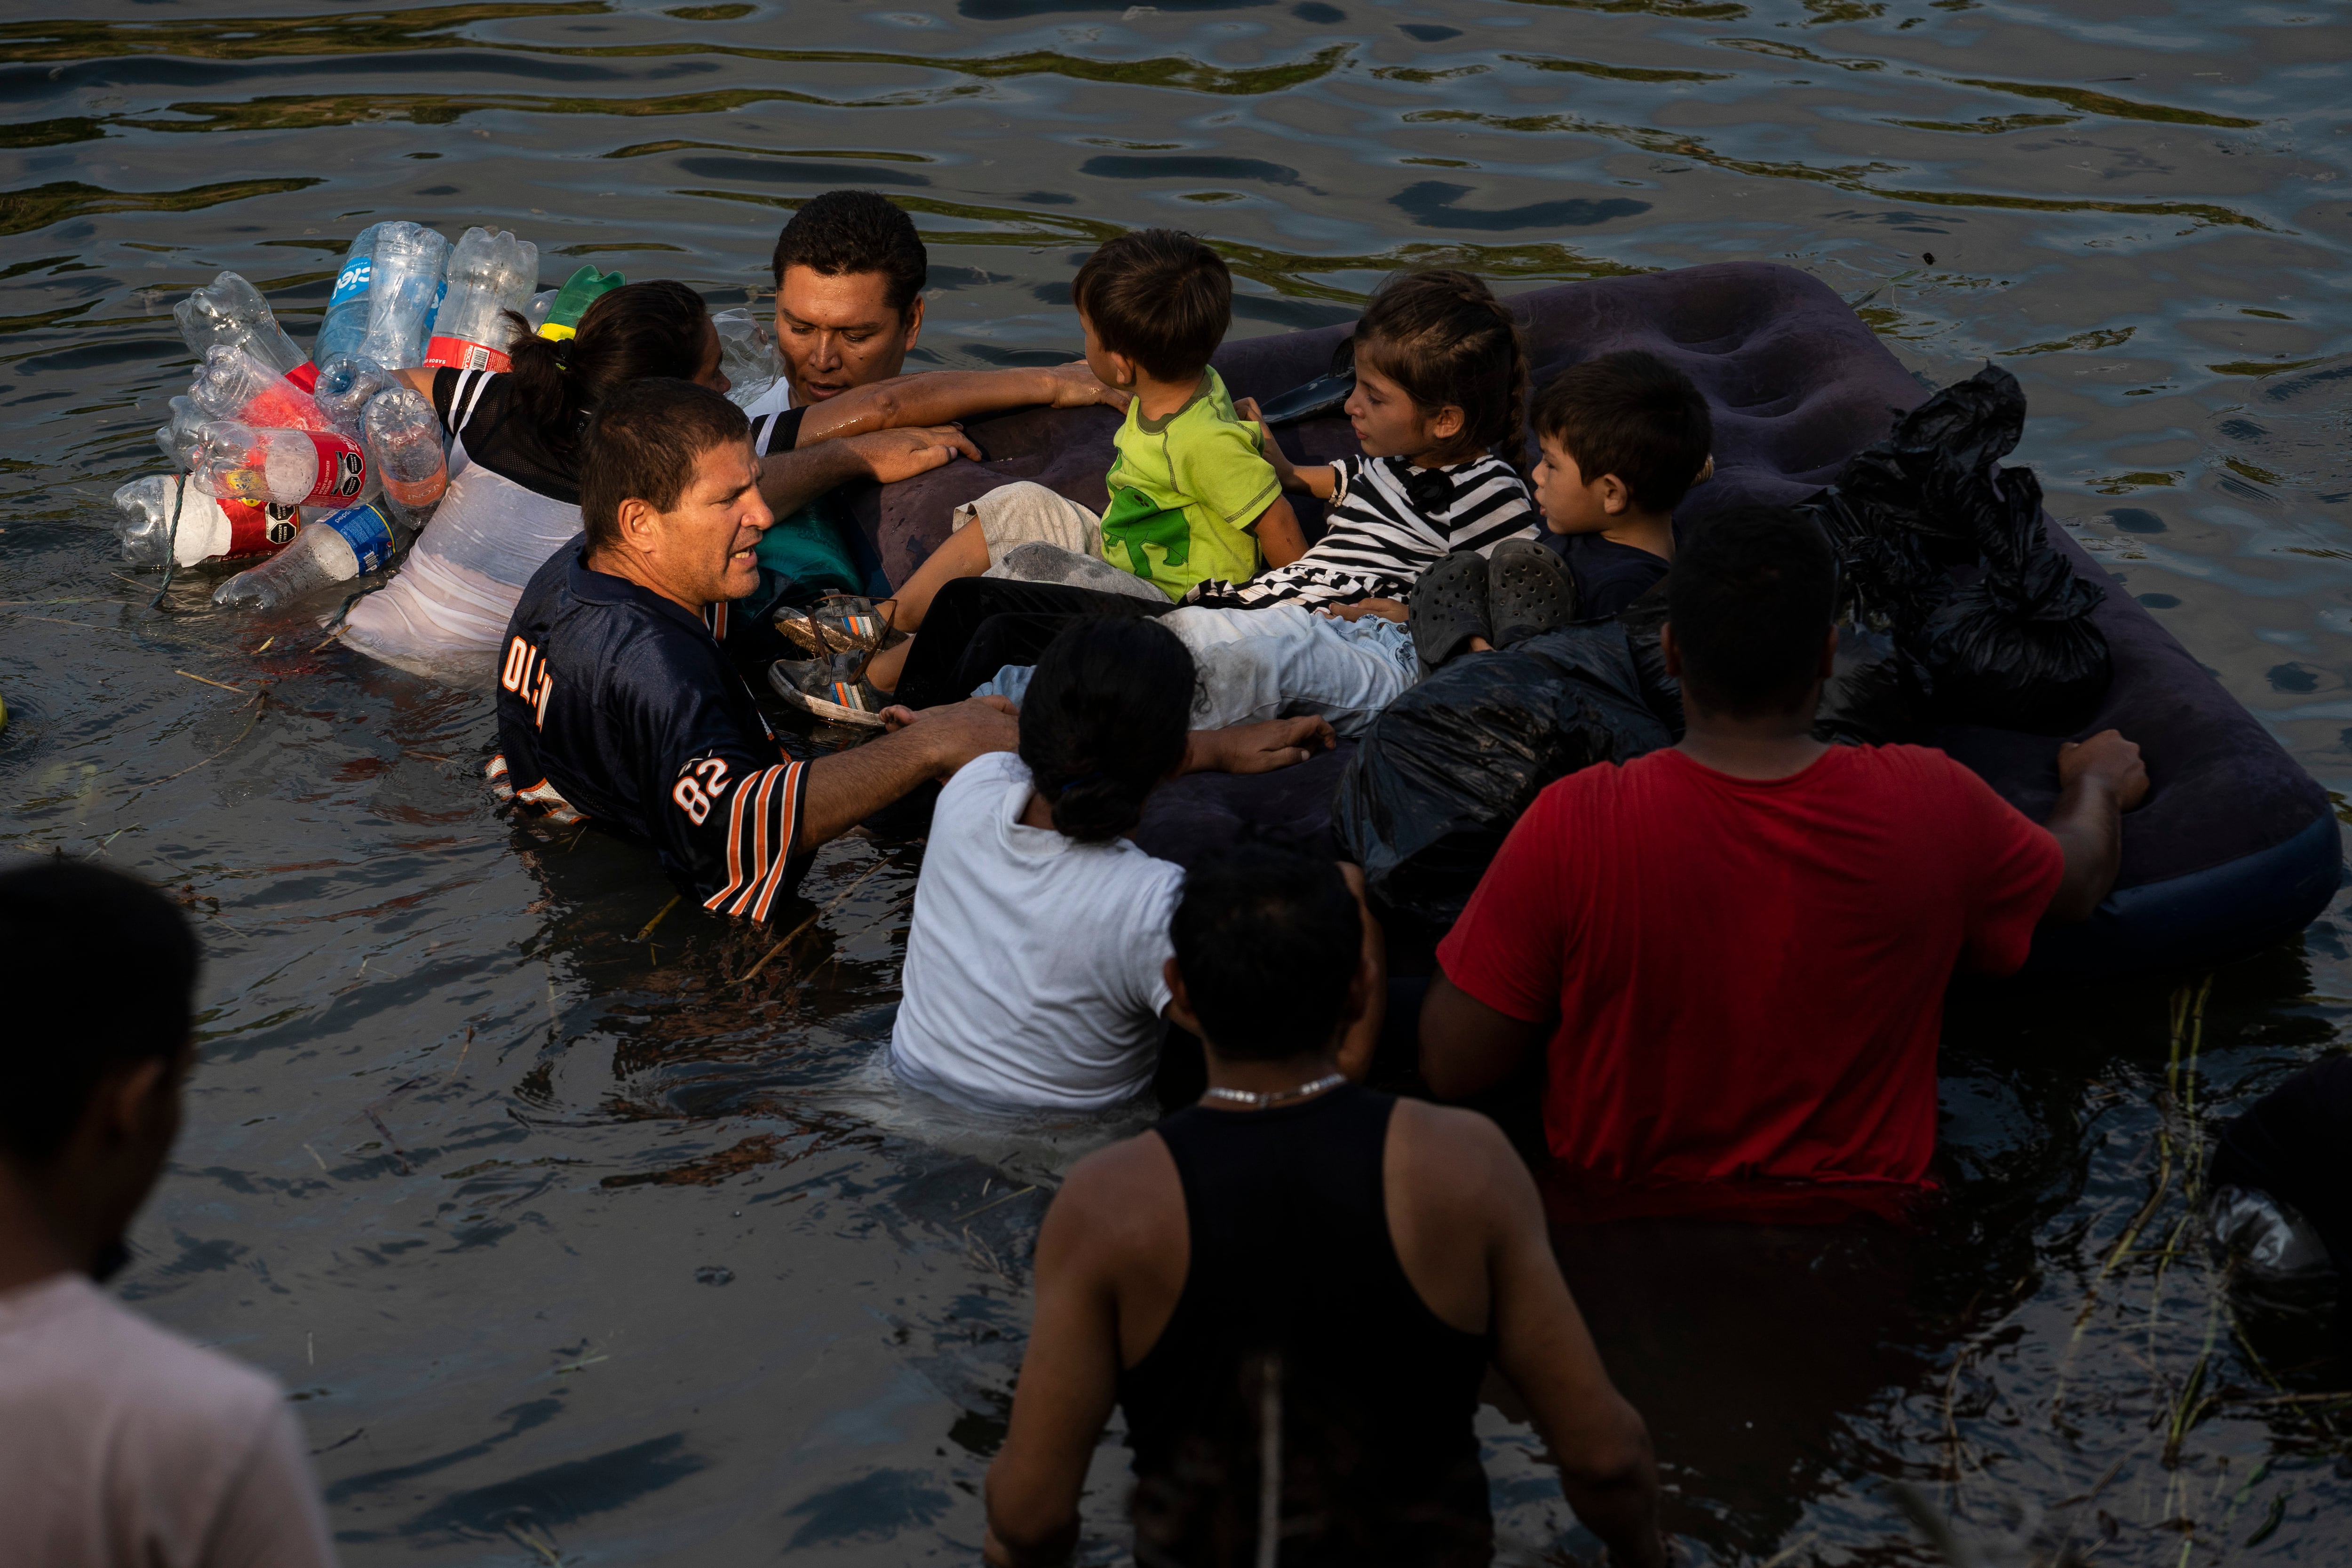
[313,223,385,369]
[212,500,403,610]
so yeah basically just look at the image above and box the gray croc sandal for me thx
[1487,538,1580,648]
[1409,550,1492,673]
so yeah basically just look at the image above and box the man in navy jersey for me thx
[492,378,1019,918]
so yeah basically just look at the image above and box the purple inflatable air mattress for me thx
[847,263,2340,981]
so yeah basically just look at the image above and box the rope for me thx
[148,474,189,611]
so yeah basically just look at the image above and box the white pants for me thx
[976,602,1419,739]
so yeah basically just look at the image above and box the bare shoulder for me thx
[1040,1130,1184,1262]
[1062,1129,1180,1202]
[1388,1098,1539,1214]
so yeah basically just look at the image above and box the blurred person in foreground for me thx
[984,848,1666,1568]
[0,859,337,1568]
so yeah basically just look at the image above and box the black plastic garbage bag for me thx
[1806,486,1950,633]
[1618,589,1683,735]
[2212,1053,2352,1275]
[1807,363,2109,734]
[1911,466,2109,733]
[1335,617,1674,931]
[1836,363,2025,567]
[1813,624,1931,747]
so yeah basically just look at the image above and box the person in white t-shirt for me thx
[890,618,1381,1111]
[0,861,338,1568]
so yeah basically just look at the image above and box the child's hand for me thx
[1319,597,1411,625]
[1043,359,1131,413]
[1233,396,1302,488]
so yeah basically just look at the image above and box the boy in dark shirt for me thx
[1529,350,1713,617]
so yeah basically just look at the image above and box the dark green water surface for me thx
[3,0,2350,1562]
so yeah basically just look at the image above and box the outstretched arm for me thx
[985,1150,1149,1567]
[757,425,982,520]
[1476,1119,1666,1568]
[800,362,1128,446]
[799,697,1017,848]
[1234,397,1338,500]
[2043,728,2149,923]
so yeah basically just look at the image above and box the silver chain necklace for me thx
[1200,1072,1346,1110]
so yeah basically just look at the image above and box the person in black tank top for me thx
[1123,1083,1493,1565]
[985,849,1666,1568]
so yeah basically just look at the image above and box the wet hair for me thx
[1354,269,1529,469]
[0,860,198,1168]
[579,377,752,550]
[770,190,928,318]
[500,279,711,466]
[1169,848,1363,1062]
[1073,229,1232,383]
[1532,349,1714,514]
[1017,617,1195,843]
[1668,504,1838,718]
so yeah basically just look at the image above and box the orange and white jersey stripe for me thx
[681,756,807,924]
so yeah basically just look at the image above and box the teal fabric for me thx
[754,492,863,601]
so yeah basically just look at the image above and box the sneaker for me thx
[768,657,889,729]
[774,594,904,659]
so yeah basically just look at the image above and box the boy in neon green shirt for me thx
[1097,357,1280,598]
[827,230,1307,710]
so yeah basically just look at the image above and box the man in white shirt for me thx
[0,861,338,1568]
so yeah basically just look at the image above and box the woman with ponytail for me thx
[342,280,727,674]
[890,617,1200,1112]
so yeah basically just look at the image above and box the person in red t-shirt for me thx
[1421,504,2149,1204]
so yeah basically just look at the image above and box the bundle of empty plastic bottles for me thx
[111,223,548,609]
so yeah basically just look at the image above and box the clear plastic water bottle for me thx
[361,385,448,530]
[112,474,303,566]
[187,343,336,433]
[426,227,539,372]
[190,419,370,508]
[154,396,208,471]
[358,223,451,370]
[312,354,394,438]
[214,500,402,610]
[314,223,386,369]
[176,272,315,391]
[524,289,558,335]
[712,307,785,408]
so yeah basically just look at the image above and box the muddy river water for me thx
[3,0,2350,1562]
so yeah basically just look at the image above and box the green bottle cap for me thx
[538,265,625,341]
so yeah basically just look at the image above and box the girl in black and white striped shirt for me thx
[1193,269,1537,614]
